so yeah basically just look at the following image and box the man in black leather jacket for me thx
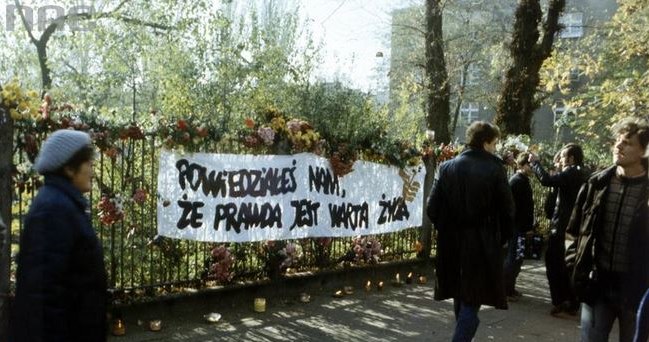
[566,118,649,342]
[427,121,514,342]
[529,143,587,316]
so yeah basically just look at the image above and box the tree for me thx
[389,1,515,141]
[541,0,648,159]
[424,0,450,144]
[10,0,174,92]
[495,0,565,135]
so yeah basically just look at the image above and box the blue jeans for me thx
[635,288,649,342]
[581,294,636,342]
[453,299,481,342]
[503,233,525,295]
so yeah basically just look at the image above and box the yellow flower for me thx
[2,90,15,104]
[270,117,286,132]
[9,109,21,120]
[17,102,29,112]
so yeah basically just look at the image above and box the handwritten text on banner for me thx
[157,151,424,242]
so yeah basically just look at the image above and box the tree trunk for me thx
[425,0,450,144]
[420,0,449,259]
[36,41,52,91]
[495,0,566,135]
[417,157,436,259]
[451,62,470,137]
[0,103,14,341]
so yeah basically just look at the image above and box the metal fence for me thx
[10,126,559,301]
[10,131,423,299]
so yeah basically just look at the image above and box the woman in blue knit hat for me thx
[10,129,107,342]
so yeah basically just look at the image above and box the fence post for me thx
[418,158,436,259]
[0,101,14,340]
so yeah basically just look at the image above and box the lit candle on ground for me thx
[418,275,427,284]
[365,280,372,291]
[395,273,400,283]
[149,320,162,332]
[406,272,413,284]
[254,297,266,313]
[377,281,384,290]
[112,319,126,336]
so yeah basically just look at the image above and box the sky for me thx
[299,0,416,91]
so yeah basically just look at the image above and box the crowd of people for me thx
[6,117,649,341]
[428,118,649,342]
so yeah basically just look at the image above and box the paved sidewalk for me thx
[108,260,613,341]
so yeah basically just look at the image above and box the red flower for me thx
[244,118,255,129]
[177,119,188,131]
[132,188,148,205]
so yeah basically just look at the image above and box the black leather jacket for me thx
[531,162,587,236]
[427,148,514,308]
[566,165,649,309]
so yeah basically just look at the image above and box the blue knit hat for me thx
[34,129,92,174]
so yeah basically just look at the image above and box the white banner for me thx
[156,150,424,242]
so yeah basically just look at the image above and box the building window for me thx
[553,102,574,126]
[559,12,583,38]
[460,102,480,123]
[569,67,580,83]
[461,64,480,86]
[553,103,565,124]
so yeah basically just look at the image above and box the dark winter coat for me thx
[531,162,586,235]
[509,172,534,234]
[566,164,649,310]
[427,148,514,309]
[10,175,107,342]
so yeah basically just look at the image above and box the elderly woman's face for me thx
[66,160,93,193]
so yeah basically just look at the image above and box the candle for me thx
[333,290,344,298]
[365,280,372,291]
[395,273,400,282]
[418,275,427,284]
[300,292,311,303]
[149,320,162,332]
[254,297,266,313]
[112,319,126,336]
[377,281,384,291]
[406,272,413,284]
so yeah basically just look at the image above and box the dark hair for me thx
[612,117,649,151]
[466,121,500,150]
[562,143,584,166]
[516,153,530,167]
[52,145,95,178]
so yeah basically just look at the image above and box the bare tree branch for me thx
[13,0,37,43]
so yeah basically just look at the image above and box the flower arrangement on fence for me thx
[0,79,41,120]
[207,245,235,283]
[132,188,148,205]
[158,117,215,150]
[497,134,531,166]
[97,194,125,225]
[258,240,302,278]
[351,235,383,265]
[328,143,357,177]
[240,107,324,155]
[13,159,41,194]
[422,141,461,165]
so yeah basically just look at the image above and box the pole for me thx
[0,102,14,340]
